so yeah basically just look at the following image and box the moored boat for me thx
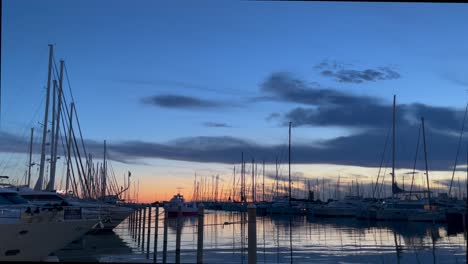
[164,193,198,217]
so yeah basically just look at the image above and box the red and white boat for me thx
[164,193,198,217]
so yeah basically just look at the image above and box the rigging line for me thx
[0,92,44,174]
[61,63,90,172]
[448,103,468,197]
[0,124,34,176]
[63,63,76,103]
[373,126,391,198]
[68,112,91,198]
[409,124,422,195]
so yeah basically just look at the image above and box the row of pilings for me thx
[127,203,258,264]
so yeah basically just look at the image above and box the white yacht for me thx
[15,187,133,231]
[266,196,306,215]
[0,189,99,261]
[313,196,363,217]
[375,195,428,221]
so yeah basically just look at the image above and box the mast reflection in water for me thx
[67,210,467,263]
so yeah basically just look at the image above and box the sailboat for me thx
[375,96,439,221]
[21,45,133,231]
[266,122,306,215]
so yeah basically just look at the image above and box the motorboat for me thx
[266,196,306,215]
[15,187,133,231]
[313,196,363,217]
[0,188,99,261]
[164,193,198,217]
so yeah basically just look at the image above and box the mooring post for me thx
[248,203,257,264]
[162,209,168,264]
[175,205,182,264]
[138,208,142,245]
[129,211,132,231]
[131,210,134,237]
[134,209,138,238]
[197,203,204,264]
[142,207,147,251]
[153,203,159,263]
[147,205,152,259]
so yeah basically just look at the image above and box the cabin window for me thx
[0,194,13,205]
[0,193,29,205]
[21,194,64,202]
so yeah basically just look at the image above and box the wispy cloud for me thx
[141,95,223,109]
[203,122,232,128]
[315,60,400,84]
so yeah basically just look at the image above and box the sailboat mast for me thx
[252,159,255,202]
[49,80,56,189]
[27,128,34,187]
[65,102,74,193]
[241,152,244,202]
[262,160,265,202]
[102,140,107,198]
[35,44,53,191]
[275,156,279,198]
[392,95,396,199]
[289,121,292,205]
[421,117,431,204]
[48,60,64,191]
[232,166,235,201]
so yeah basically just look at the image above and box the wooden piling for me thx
[138,208,142,245]
[248,203,257,264]
[142,207,147,251]
[175,205,182,264]
[153,204,159,263]
[197,204,204,264]
[134,210,138,238]
[162,210,168,264]
[147,205,152,259]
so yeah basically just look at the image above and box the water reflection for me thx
[60,209,467,263]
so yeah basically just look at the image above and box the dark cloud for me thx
[203,122,231,128]
[315,61,400,83]
[262,72,464,133]
[0,128,466,171]
[141,95,223,109]
[260,72,379,107]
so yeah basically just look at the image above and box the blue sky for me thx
[2,1,468,200]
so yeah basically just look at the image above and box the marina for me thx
[2,1,468,263]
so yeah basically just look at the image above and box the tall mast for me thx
[49,79,56,189]
[251,158,255,202]
[275,156,279,198]
[241,152,244,202]
[102,140,107,198]
[65,102,74,193]
[48,60,64,191]
[421,117,431,204]
[232,166,235,201]
[262,160,265,202]
[392,95,396,198]
[35,44,53,191]
[27,128,34,187]
[288,121,292,205]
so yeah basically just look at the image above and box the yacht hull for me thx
[0,219,97,262]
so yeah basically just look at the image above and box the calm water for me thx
[56,209,467,263]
